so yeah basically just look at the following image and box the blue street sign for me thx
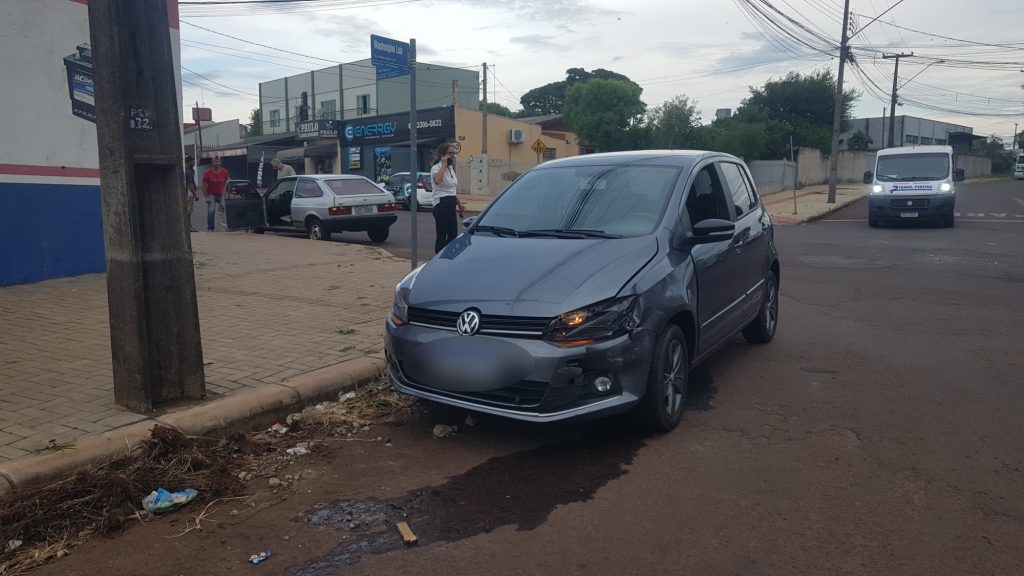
[376,65,407,81]
[370,34,409,70]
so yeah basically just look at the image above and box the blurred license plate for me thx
[354,205,374,215]
[900,211,918,218]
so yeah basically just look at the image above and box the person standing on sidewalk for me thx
[271,157,296,179]
[202,155,230,231]
[184,154,199,233]
[430,143,464,253]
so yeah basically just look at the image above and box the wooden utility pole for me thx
[88,0,205,412]
[827,0,852,204]
[884,53,913,147]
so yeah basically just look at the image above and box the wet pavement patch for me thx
[289,425,645,574]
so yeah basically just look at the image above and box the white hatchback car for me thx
[224,175,399,242]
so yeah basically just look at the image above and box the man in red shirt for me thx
[202,155,230,231]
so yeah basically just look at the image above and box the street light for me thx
[899,60,946,90]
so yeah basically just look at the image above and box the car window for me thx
[476,165,680,237]
[719,162,755,219]
[226,181,259,200]
[294,178,323,198]
[323,178,386,196]
[267,179,296,200]
[685,164,732,224]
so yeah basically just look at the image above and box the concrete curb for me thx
[0,357,386,495]
[800,193,868,224]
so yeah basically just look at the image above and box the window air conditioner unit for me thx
[508,129,526,144]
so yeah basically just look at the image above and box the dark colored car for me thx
[385,151,780,432]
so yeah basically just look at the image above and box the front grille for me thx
[890,198,930,209]
[407,307,551,338]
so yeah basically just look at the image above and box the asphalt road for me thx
[41,180,1024,576]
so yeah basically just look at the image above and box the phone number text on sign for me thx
[414,119,444,129]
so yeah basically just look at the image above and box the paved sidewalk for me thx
[761,184,867,224]
[0,233,408,461]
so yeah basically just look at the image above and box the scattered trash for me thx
[285,442,310,457]
[464,414,477,427]
[338,391,357,403]
[432,424,458,438]
[249,551,272,565]
[230,509,240,516]
[268,423,288,434]
[237,471,255,482]
[282,535,291,541]
[396,521,418,545]
[268,478,284,488]
[5,539,23,553]
[141,488,199,513]
[313,402,328,411]
[55,550,68,559]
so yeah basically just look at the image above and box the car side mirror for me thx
[462,216,477,229]
[863,171,873,184]
[691,219,735,244]
[954,168,965,182]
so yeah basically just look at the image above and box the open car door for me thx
[224,180,264,230]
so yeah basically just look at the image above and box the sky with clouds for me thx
[179,0,1024,140]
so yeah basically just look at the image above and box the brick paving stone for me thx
[0,233,407,463]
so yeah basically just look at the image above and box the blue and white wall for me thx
[0,0,181,286]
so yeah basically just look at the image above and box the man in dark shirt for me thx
[184,155,198,232]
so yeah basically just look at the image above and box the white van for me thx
[864,145,964,228]
[1014,154,1023,180]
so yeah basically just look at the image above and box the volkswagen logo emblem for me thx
[456,310,481,336]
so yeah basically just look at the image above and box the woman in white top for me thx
[429,142,465,254]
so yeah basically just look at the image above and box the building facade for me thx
[258,60,479,136]
[841,116,975,152]
[0,0,182,286]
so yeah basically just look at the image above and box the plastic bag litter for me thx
[141,488,199,513]
[338,391,356,403]
[250,550,272,565]
[285,442,310,457]
[268,423,288,434]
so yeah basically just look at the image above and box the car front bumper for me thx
[869,194,955,221]
[384,319,654,423]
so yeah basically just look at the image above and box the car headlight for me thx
[871,184,883,194]
[544,296,642,346]
[939,182,952,193]
[390,265,424,326]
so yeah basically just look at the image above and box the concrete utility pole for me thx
[481,62,488,155]
[827,0,852,204]
[88,0,205,412]
[409,38,418,270]
[884,52,913,148]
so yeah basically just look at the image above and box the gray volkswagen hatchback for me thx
[385,151,779,431]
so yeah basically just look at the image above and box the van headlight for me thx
[544,296,642,346]
[939,183,952,193]
[871,185,883,194]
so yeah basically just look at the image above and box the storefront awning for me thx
[304,143,338,158]
[276,147,307,163]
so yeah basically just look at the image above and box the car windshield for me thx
[876,153,950,182]
[474,165,681,238]
[324,178,386,196]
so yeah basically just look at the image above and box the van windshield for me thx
[876,153,950,182]
[474,165,681,238]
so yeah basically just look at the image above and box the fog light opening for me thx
[593,376,613,394]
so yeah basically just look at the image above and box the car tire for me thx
[367,227,390,243]
[307,219,329,241]
[633,325,688,433]
[252,227,265,235]
[742,270,779,344]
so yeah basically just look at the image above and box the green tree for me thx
[973,136,1014,173]
[520,67,634,116]
[737,69,859,152]
[648,95,702,149]
[563,79,646,152]
[248,107,262,137]
[702,118,792,160]
[484,102,518,118]
[847,130,873,151]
